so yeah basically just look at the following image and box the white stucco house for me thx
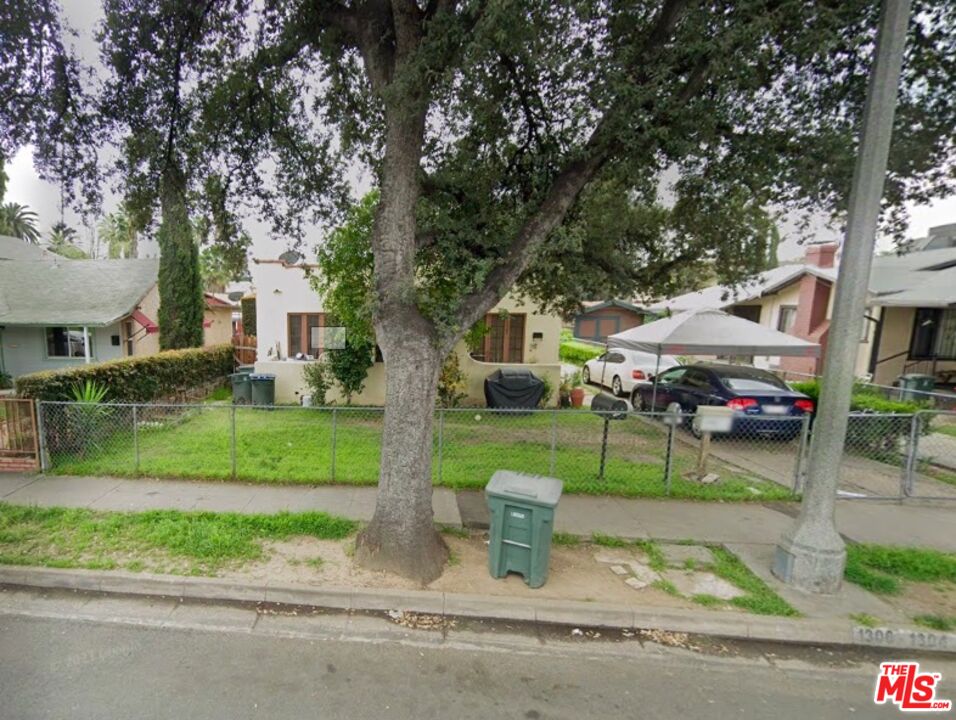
[249,255,563,405]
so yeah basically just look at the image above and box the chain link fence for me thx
[34,401,956,500]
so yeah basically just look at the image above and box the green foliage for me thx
[0,503,356,575]
[15,344,232,402]
[157,168,204,350]
[199,236,250,291]
[240,297,256,336]
[538,372,554,407]
[326,338,374,404]
[98,209,139,259]
[0,372,12,390]
[313,191,377,344]
[560,338,604,366]
[464,320,490,355]
[0,202,40,243]
[789,380,925,414]
[437,352,467,408]
[47,221,88,258]
[850,613,881,628]
[708,546,798,616]
[70,380,109,404]
[913,615,956,632]
[844,544,956,595]
[301,361,332,406]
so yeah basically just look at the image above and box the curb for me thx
[1,565,953,654]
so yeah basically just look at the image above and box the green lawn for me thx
[933,423,956,439]
[46,405,794,501]
[0,503,355,576]
[844,543,956,595]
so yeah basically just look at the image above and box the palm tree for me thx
[98,209,138,259]
[0,203,41,243]
[47,222,88,259]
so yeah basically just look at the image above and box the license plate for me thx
[762,404,788,415]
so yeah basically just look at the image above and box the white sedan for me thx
[582,349,679,396]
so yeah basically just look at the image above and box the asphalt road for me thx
[1,589,954,720]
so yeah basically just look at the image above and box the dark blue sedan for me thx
[631,363,814,440]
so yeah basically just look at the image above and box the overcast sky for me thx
[5,1,955,262]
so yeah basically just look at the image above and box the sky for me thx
[4,1,956,263]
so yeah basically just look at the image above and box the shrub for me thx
[240,296,256,336]
[326,337,374,404]
[301,360,332,405]
[15,344,233,402]
[559,337,603,365]
[790,379,926,461]
[538,372,554,407]
[437,353,467,408]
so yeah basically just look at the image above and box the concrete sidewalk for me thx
[1,472,954,552]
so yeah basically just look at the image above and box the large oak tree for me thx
[72,0,956,580]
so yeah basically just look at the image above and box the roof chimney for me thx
[805,242,837,269]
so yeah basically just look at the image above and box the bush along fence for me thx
[33,401,956,501]
[15,345,233,403]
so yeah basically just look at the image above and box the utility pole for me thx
[773,0,911,593]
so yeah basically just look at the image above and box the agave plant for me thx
[71,380,109,404]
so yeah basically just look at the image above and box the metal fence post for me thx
[902,412,921,498]
[330,408,337,482]
[549,410,557,476]
[437,408,445,484]
[230,404,237,481]
[793,413,811,494]
[35,400,49,472]
[132,404,140,476]
[664,420,676,496]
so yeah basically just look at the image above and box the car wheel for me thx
[689,413,703,439]
[582,366,590,384]
[611,376,622,396]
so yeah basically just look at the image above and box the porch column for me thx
[82,326,91,364]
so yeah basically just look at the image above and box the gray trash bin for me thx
[230,372,252,404]
[486,470,563,588]
[897,373,935,402]
[249,373,276,406]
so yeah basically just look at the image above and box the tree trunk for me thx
[354,328,449,584]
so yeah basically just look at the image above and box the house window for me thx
[46,327,92,358]
[909,308,956,360]
[287,313,326,357]
[479,313,526,363]
[731,305,762,323]
[777,306,797,334]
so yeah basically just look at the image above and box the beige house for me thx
[250,257,563,405]
[0,237,237,380]
[651,226,956,388]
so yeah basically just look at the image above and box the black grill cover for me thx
[483,368,545,409]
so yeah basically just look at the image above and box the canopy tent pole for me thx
[650,349,661,411]
[600,341,609,389]
[82,326,91,364]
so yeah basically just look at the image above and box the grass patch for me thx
[933,424,956,439]
[850,612,881,628]
[46,405,793,502]
[913,614,956,632]
[0,503,356,576]
[844,544,956,595]
[652,579,680,596]
[204,386,232,403]
[439,525,469,539]
[552,532,581,547]
[692,593,722,607]
[708,546,798,616]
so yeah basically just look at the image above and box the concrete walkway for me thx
[2,472,954,552]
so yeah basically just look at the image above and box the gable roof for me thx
[0,235,56,262]
[0,258,159,327]
[579,299,653,315]
[869,247,956,308]
[649,264,837,313]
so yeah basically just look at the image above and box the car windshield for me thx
[719,373,789,392]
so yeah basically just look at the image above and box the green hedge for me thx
[560,338,604,365]
[240,297,256,336]
[15,344,233,402]
[790,379,926,461]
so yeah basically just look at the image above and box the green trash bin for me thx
[230,372,252,404]
[897,373,935,401]
[249,373,276,406]
[486,470,563,588]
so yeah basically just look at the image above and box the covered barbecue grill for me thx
[484,368,545,409]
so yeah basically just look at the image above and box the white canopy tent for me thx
[605,308,821,408]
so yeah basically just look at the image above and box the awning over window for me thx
[130,309,159,334]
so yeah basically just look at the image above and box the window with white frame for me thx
[46,327,92,358]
